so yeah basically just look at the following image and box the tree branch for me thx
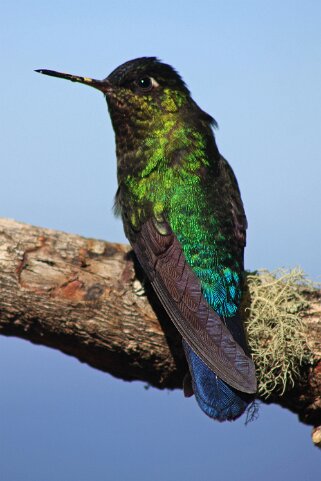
[1,218,320,433]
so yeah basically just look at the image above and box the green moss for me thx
[245,268,315,398]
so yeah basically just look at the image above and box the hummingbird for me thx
[36,57,257,421]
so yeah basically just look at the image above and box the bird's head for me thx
[36,57,215,148]
[104,57,191,133]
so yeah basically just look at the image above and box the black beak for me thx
[35,69,112,93]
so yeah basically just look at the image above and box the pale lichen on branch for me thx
[246,268,315,398]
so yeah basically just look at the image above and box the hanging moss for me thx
[244,268,315,398]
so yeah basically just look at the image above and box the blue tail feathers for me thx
[183,341,252,421]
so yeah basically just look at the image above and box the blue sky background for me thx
[1,1,321,479]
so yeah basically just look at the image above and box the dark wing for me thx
[219,155,247,255]
[132,217,257,394]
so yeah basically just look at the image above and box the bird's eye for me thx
[136,76,158,92]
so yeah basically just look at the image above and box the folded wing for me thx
[132,217,257,394]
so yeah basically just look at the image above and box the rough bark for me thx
[0,218,320,434]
